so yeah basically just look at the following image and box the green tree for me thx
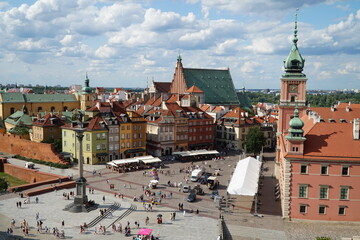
[244,127,266,156]
[0,178,8,191]
[8,126,29,136]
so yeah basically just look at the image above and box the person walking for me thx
[61,220,64,228]
[102,195,105,203]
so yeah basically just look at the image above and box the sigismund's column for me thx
[73,127,88,206]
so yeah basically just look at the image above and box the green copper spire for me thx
[82,73,92,94]
[284,9,305,74]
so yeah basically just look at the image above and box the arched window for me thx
[37,107,42,112]
[10,107,15,114]
[63,106,68,111]
[51,106,55,112]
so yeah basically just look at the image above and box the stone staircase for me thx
[85,202,121,228]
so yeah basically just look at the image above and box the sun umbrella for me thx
[157,214,163,217]
[138,228,153,236]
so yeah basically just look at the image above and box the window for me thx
[10,107,15,114]
[300,164,308,174]
[139,126,142,130]
[96,144,101,150]
[299,185,308,198]
[121,134,125,140]
[127,126,130,130]
[319,205,326,215]
[139,141,142,147]
[127,142,130,148]
[291,95,295,102]
[101,133,106,139]
[340,187,349,200]
[319,186,329,199]
[96,133,101,140]
[109,145,113,151]
[114,136,119,141]
[127,133,130,139]
[139,133,142,138]
[51,106,55,112]
[64,141,67,146]
[121,126,125,130]
[134,125,137,130]
[321,165,328,175]
[64,131,66,137]
[338,206,346,215]
[134,134,137,139]
[37,107,42,112]
[63,106,68,111]
[121,143,125,148]
[86,134,90,141]
[102,144,106,150]
[115,144,119,150]
[342,166,349,176]
[109,136,113,142]
[86,144,90,151]
[299,204,307,214]
[133,142,137,147]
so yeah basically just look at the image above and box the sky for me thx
[0,0,359,90]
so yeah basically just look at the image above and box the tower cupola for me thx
[286,108,306,140]
[82,73,92,94]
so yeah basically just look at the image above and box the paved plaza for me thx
[1,153,360,240]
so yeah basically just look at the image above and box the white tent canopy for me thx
[173,149,219,157]
[108,155,162,166]
[227,156,262,196]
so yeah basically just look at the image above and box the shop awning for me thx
[141,157,162,164]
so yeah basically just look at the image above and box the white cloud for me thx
[240,61,260,73]
[95,44,118,59]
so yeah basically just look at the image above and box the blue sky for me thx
[0,0,359,90]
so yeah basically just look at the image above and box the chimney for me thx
[331,106,335,112]
[354,118,359,140]
[245,112,249,117]
[346,106,351,112]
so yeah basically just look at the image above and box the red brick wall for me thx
[0,133,66,164]
[3,163,65,183]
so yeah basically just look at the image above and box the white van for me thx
[25,162,35,169]
[190,168,205,182]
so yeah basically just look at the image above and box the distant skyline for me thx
[0,0,359,90]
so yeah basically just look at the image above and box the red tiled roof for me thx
[186,85,204,93]
[87,115,106,130]
[33,113,65,127]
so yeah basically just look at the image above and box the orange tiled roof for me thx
[186,85,204,93]
[200,104,210,112]
[303,122,360,159]
[33,113,65,127]
[309,106,360,123]
[87,115,106,131]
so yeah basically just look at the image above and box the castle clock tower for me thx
[278,11,307,134]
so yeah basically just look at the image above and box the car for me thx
[183,185,191,193]
[210,190,219,199]
[187,192,197,202]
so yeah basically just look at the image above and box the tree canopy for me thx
[0,178,8,191]
[245,127,266,156]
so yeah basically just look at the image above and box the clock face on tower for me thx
[289,84,298,93]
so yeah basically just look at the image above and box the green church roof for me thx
[5,110,33,126]
[183,68,239,105]
[0,92,77,103]
[0,93,26,103]
[237,90,252,110]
